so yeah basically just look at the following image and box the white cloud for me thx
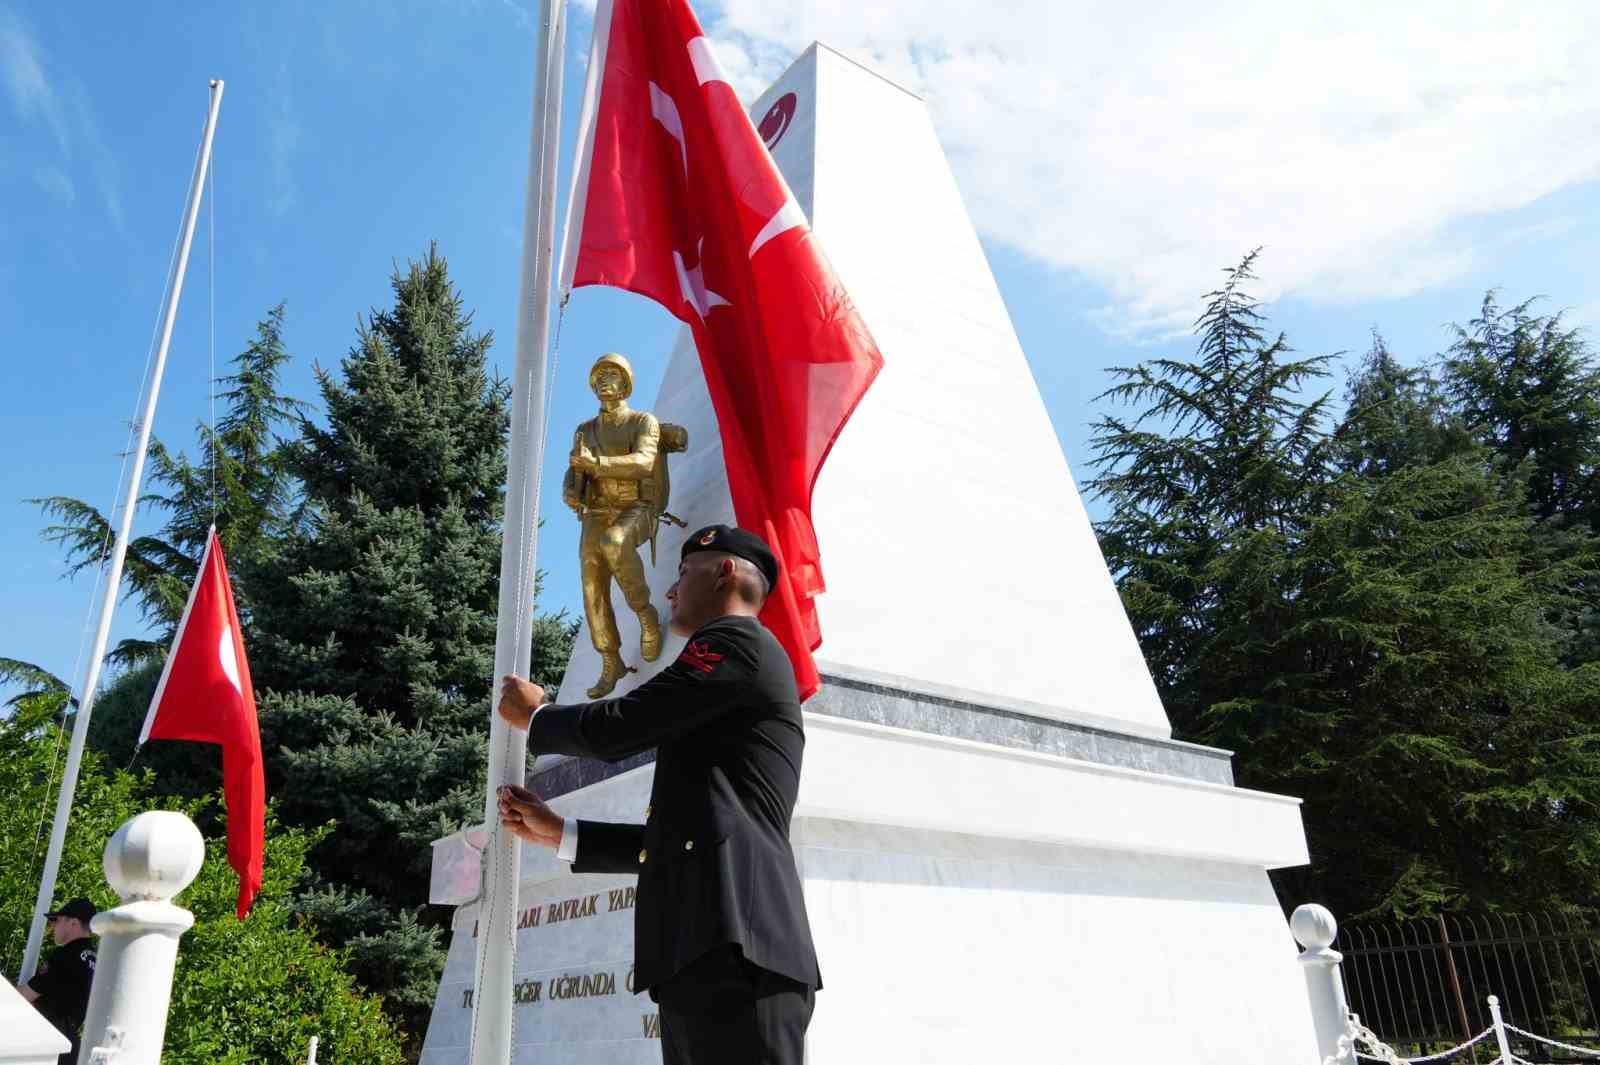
[64,80,122,229]
[0,5,67,151]
[691,0,1600,337]
[1,6,121,227]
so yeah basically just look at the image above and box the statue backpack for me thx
[646,422,689,564]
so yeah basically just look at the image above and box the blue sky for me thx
[3,0,1597,703]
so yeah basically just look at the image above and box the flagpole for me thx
[20,78,225,985]
[469,0,564,1060]
[556,0,611,298]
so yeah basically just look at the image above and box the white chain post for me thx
[1488,995,1515,1065]
[77,812,204,1065]
[305,1035,319,1064]
[1293,903,1353,1065]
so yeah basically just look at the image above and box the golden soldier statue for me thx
[564,353,687,698]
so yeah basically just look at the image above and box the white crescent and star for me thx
[643,39,812,322]
[218,621,244,697]
[649,82,688,178]
[674,240,730,320]
[749,196,806,259]
[686,37,726,88]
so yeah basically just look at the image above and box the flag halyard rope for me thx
[208,122,218,528]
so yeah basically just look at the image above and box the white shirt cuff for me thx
[556,818,579,863]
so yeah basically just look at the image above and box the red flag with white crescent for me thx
[140,527,264,918]
[561,0,884,700]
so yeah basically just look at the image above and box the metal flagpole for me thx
[468,0,564,1060]
[555,0,611,298]
[20,78,225,984]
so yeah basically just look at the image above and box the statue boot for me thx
[639,604,663,662]
[587,650,636,699]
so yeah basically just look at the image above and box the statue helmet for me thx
[588,353,634,399]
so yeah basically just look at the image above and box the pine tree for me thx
[1443,293,1600,530]
[248,245,571,1030]
[1442,294,1600,667]
[1089,257,1600,919]
[1333,329,1471,478]
[1088,250,1335,735]
[1253,433,1600,915]
[1322,325,1600,912]
[148,302,303,603]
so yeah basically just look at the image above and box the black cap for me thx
[45,898,96,923]
[681,524,780,592]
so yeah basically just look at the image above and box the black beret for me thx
[681,524,780,591]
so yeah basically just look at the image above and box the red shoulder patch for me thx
[677,640,725,674]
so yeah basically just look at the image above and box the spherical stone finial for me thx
[1291,903,1339,950]
[103,811,205,902]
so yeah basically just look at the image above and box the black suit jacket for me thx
[529,614,821,994]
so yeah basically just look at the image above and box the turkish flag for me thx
[139,527,264,918]
[563,0,883,700]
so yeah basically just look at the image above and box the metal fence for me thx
[1339,912,1600,1060]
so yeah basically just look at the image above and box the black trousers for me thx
[654,947,814,1065]
[52,1021,79,1065]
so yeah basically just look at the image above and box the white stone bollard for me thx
[77,811,205,1065]
[1487,995,1515,1064]
[1292,903,1351,1064]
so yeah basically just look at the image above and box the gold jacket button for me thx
[638,849,648,864]
[684,840,694,852]
[645,805,653,820]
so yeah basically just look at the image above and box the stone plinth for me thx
[421,671,1318,1064]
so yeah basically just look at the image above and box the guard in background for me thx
[19,897,99,1065]
[497,524,821,1065]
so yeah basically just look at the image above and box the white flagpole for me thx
[468,0,564,1060]
[556,0,612,299]
[19,78,225,985]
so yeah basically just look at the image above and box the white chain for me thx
[1503,1022,1600,1058]
[1327,1012,1495,1065]
[1395,1027,1497,1063]
[1326,1014,1404,1065]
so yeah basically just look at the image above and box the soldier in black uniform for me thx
[497,524,820,1065]
[19,897,99,1065]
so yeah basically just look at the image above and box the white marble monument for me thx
[421,42,1320,1065]
[0,983,70,1065]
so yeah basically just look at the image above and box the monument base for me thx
[420,672,1320,1064]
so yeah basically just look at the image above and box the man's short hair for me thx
[731,556,771,604]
